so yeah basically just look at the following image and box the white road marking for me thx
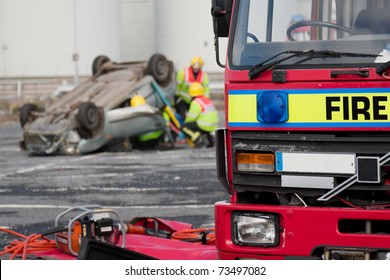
[0,186,199,192]
[0,161,216,180]
[0,147,21,152]
[0,204,214,209]
[0,154,102,179]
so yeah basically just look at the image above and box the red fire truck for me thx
[211,0,390,260]
[3,0,390,261]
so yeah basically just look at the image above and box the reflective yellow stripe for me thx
[187,111,198,119]
[138,130,163,141]
[228,91,390,125]
[197,120,218,127]
[176,90,192,104]
[228,94,257,123]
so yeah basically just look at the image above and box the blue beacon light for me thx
[257,91,288,123]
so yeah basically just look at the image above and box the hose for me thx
[1,226,216,259]
[171,228,215,245]
[0,228,59,260]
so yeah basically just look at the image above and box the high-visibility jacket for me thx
[176,67,210,104]
[184,96,218,132]
[138,110,170,142]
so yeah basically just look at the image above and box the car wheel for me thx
[77,127,92,139]
[92,55,110,75]
[147,53,172,86]
[76,102,100,131]
[19,103,39,128]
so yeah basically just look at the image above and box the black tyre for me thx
[147,53,172,86]
[19,103,39,128]
[92,55,110,75]
[77,127,92,139]
[76,102,100,131]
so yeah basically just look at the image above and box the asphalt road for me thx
[0,121,229,251]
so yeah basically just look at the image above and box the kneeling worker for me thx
[181,82,218,148]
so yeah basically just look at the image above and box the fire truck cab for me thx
[212,0,390,259]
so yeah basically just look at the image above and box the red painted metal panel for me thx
[214,202,390,259]
[32,234,218,260]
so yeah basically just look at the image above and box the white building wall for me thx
[154,0,222,73]
[120,0,224,73]
[120,0,155,61]
[0,0,223,78]
[0,0,121,77]
[76,0,121,75]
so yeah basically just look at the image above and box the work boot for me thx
[194,134,209,148]
[206,134,215,148]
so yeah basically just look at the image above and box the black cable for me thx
[40,226,68,236]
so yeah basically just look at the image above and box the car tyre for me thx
[147,53,172,86]
[92,55,110,75]
[76,102,100,131]
[77,127,92,139]
[19,103,39,128]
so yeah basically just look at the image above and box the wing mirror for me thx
[211,0,233,68]
[211,0,232,37]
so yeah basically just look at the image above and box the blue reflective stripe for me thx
[229,88,390,95]
[228,122,390,128]
[276,152,283,172]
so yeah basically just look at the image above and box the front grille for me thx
[231,131,390,202]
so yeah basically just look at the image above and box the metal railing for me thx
[0,76,87,100]
[0,72,224,101]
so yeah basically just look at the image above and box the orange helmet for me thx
[189,82,204,97]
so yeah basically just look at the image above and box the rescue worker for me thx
[181,82,218,148]
[175,56,210,121]
[130,95,170,150]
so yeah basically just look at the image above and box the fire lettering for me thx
[326,96,388,120]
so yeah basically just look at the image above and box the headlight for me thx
[232,212,280,247]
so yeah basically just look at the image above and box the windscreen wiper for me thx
[248,50,378,80]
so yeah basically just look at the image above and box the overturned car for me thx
[19,53,177,155]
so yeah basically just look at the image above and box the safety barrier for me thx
[0,77,86,100]
[0,73,225,113]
